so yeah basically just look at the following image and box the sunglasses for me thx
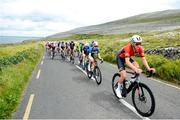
[135,42,141,45]
[94,46,98,47]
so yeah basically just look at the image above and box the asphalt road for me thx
[13,53,180,119]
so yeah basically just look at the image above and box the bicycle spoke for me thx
[134,86,152,113]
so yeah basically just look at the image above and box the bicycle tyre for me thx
[94,66,102,85]
[112,73,121,99]
[86,63,92,79]
[132,83,155,117]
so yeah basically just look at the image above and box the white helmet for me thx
[93,41,98,47]
[85,43,89,46]
[131,35,142,43]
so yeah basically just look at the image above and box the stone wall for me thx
[145,47,180,59]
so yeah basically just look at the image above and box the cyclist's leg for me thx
[88,54,95,70]
[116,56,126,97]
[116,56,126,84]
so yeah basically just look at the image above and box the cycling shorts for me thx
[116,51,135,71]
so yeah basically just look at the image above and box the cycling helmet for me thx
[93,41,98,47]
[84,43,89,46]
[131,35,142,43]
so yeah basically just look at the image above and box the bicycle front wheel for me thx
[86,63,92,79]
[132,83,155,117]
[93,66,102,85]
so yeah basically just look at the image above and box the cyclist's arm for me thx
[125,57,137,72]
[82,50,85,55]
[141,57,151,71]
[97,53,103,60]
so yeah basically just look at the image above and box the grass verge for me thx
[0,43,44,118]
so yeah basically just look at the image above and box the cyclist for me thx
[79,42,84,65]
[115,35,155,98]
[61,41,65,52]
[82,42,90,69]
[75,41,80,56]
[57,41,61,53]
[65,42,68,56]
[88,41,103,70]
[45,41,49,51]
[80,42,84,54]
[70,41,75,58]
[50,42,56,58]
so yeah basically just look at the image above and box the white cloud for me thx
[0,0,179,36]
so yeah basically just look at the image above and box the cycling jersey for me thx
[88,47,100,58]
[57,42,60,47]
[80,44,84,52]
[83,45,90,55]
[51,45,56,51]
[61,43,65,49]
[118,43,144,58]
[65,43,68,49]
[88,47,99,54]
[116,43,144,71]
[70,42,75,49]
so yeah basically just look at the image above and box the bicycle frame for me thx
[122,73,141,97]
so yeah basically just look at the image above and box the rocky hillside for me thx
[48,9,180,38]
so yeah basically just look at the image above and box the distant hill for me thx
[48,9,180,38]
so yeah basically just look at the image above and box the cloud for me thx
[0,0,179,37]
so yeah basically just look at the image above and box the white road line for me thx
[40,61,44,65]
[119,99,150,120]
[23,94,35,120]
[36,69,41,79]
[151,78,180,90]
[76,64,150,120]
[76,65,95,81]
[76,65,87,75]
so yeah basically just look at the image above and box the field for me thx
[0,41,44,118]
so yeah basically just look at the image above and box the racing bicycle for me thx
[112,70,155,117]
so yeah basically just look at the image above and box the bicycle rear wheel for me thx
[61,52,65,61]
[93,66,102,85]
[71,54,75,64]
[132,83,155,117]
[112,73,121,99]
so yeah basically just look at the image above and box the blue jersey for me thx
[83,45,90,55]
[88,47,100,54]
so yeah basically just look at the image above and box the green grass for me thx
[0,43,44,118]
[134,55,180,84]
[0,41,38,57]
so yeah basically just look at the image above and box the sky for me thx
[0,0,180,37]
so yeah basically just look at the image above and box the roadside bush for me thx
[0,49,30,70]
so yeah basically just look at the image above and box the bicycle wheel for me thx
[86,63,92,79]
[61,51,65,61]
[93,66,102,85]
[71,54,75,64]
[112,73,121,99]
[51,51,54,59]
[132,83,155,117]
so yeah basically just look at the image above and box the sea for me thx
[0,36,42,44]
